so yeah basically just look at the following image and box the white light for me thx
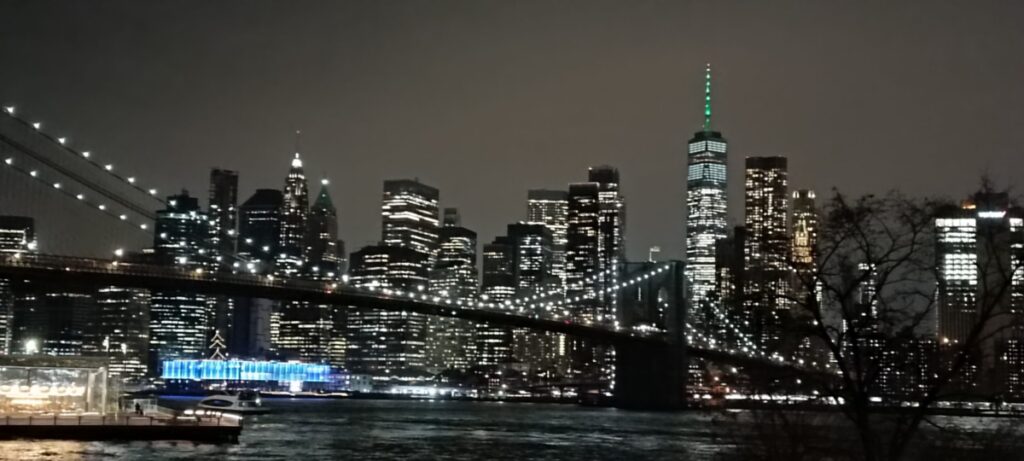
[3,158,11,165]
[29,170,37,177]
[119,214,127,220]
[98,204,106,210]
[76,194,84,200]
[148,188,157,195]
[3,106,13,115]
[114,248,124,257]
[104,164,113,171]
[57,137,66,144]
[32,122,41,130]
[52,182,61,189]
[140,224,147,230]
[127,177,136,184]
[321,178,329,186]
[82,151,90,158]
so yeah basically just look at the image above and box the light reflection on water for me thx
[0,399,735,460]
[0,399,1012,460]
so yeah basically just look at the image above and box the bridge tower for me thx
[613,260,687,410]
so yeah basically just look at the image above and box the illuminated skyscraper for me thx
[150,192,213,368]
[238,189,284,271]
[382,179,440,267]
[527,190,569,289]
[589,166,625,324]
[305,180,343,280]
[208,168,239,360]
[935,190,1024,394]
[565,182,600,322]
[0,216,34,355]
[790,190,818,303]
[96,286,150,380]
[277,153,309,277]
[426,208,478,372]
[685,64,729,330]
[345,245,430,380]
[209,168,238,268]
[477,236,515,367]
[743,156,789,352]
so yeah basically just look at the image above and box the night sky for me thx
[1,1,1023,261]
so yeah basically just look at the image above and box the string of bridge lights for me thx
[2,105,164,203]
[507,265,620,306]
[1,155,152,233]
[350,263,672,322]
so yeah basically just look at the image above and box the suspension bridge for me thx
[0,104,824,409]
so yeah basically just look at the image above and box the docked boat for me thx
[197,390,270,415]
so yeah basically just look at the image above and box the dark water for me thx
[0,398,739,460]
[1,398,1018,460]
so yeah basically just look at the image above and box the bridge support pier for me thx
[613,341,686,410]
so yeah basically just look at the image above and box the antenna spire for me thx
[294,129,302,154]
[703,63,712,131]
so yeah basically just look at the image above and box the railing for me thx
[0,413,240,427]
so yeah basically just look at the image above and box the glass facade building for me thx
[685,64,729,332]
[743,156,789,352]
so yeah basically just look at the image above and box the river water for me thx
[0,398,1017,460]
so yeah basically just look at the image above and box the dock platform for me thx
[0,414,242,442]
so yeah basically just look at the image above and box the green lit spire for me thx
[703,63,712,131]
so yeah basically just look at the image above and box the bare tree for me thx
[779,186,1024,461]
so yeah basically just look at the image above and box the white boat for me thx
[197,390,270,415]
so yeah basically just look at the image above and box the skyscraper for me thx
[346,179,439,379]
[589,165,625,325]
[305,180,343,280]
[208,168,239,357]
[743,156,790,352]
[935,190,1024,394]
[276,155,334,363]
[150,191,213,368]
[238,189,284,272]
[96,286,150,380]
[527,190,569,289]
[0,216,34,355]
[565,182,601,323]
[10,282,97,356]
[790,189,818,304]
[345,245,430,380]
[426,208,479,372]
[382,179,440,267]
[233,189,283,358]
[477,236,515,367]
[209,168,239,268]
[685,64,729,330]
[277,153,309,277]
[506,222,561,376]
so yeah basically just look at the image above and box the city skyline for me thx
[3,1,1023,263]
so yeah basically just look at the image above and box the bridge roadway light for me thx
[4,158,11,165]
[3,106,13,114]
[114,248,124,258]
[82,151,90,158]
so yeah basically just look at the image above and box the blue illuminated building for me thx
[161,359,330,383]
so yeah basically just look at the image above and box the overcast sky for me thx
[2,0,1022,260]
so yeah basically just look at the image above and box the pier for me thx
[0,413,241,442]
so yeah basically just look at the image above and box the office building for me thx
[685,64,729,330]
[150,192,213,368]
[743,156,790,352]
[345,245,430,381]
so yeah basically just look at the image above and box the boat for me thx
[196,390,270,415]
